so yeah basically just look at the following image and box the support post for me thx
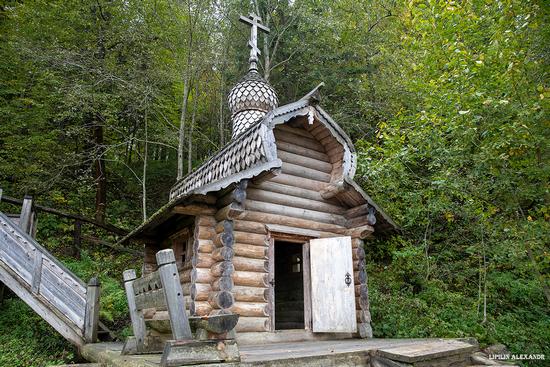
[156,249,192,340]
[19,195,33,234]
[84,277,101,343]
[123,269,146,352]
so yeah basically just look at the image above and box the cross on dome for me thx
[239,13,270,72]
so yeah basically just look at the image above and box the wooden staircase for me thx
[0,195,102,347]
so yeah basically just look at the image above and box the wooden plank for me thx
[135,288,167,311]
[309,236,356,333]
[302,242,312,331]
[19,196,34,234]
[265,224,322,239]
[84,277,100,343]
[376,340,477,363]
[156,249,192,340]
[0,261,85,346]
[31,251,43,294]
[123,269,146,352]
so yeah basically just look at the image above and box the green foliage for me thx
[0,299,76,366]
[0,0,548,365]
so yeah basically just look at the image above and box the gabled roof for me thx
[121,87,397,243]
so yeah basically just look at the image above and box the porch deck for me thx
[81,338,478,367]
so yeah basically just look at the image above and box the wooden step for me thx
[375,340,477,366]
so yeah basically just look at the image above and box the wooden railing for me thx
[0,210,100,346]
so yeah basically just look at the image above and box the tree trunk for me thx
[177,74,191,180]
[93,120,106,223]
[188,80,200,173]
[142,112,148,221]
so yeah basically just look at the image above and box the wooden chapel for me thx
[122,13,397,343]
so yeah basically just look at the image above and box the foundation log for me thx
[235,317,270,332]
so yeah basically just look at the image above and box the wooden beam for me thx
[0,194,128,235]
[172,204,216,216]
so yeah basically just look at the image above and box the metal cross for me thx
[239,13,270,71]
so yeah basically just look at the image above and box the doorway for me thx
[274,241,305,330]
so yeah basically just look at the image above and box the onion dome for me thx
[228,70,279,139]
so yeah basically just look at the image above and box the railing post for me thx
[123,269,146,352]
[19,195,33,234]
[84,277,100,343]
[156,249,192,340]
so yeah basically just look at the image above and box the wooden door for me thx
[309,236,356,332]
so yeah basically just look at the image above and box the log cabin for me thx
[121,13,397,343]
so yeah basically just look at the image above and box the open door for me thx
[309,236,356,332]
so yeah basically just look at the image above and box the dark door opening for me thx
[274,241,304,330]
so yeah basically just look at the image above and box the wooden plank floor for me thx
[81,338,476,367]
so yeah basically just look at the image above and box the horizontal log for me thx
[193,253,216,268]
[241,210,345,234]
[234,231,266,246]
[276,123,315,138]
[345,204,370,219]
[235,317,270,332]
[233,271,268,288]
[232,286,269,302]
[233,256,269,273]
[271,173,327,192]
[184,283,211,301]
[274,129,325,153]
[215,220,234,234]
[346,225,374,239]
[211,276,233,292]
[246,200,346,226]
[181,268,213,284]
[196,239,214,254]
[190,301,212,316]
[215,203,245,221]
[281,162,331,183]
[197,226,216,240]
[247,188,345,214]
[217,185,247,208]
[230,302,269,317]
[347,215,376,228]
[231,220,267,235]
[172,204,216,216]
[213,231,234,248]
[276,140,330,163]
[233,243,268,259]
[212,247,234,262]
[196,215,217,227]
[277,150,332,173]
[250,181,333,204]
[208,290,235,309]
[211,261,234,277]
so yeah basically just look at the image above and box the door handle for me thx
[344,272,352,287]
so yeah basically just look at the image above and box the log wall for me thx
[229,123,372,333]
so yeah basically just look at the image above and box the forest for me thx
[0,0,548,366]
